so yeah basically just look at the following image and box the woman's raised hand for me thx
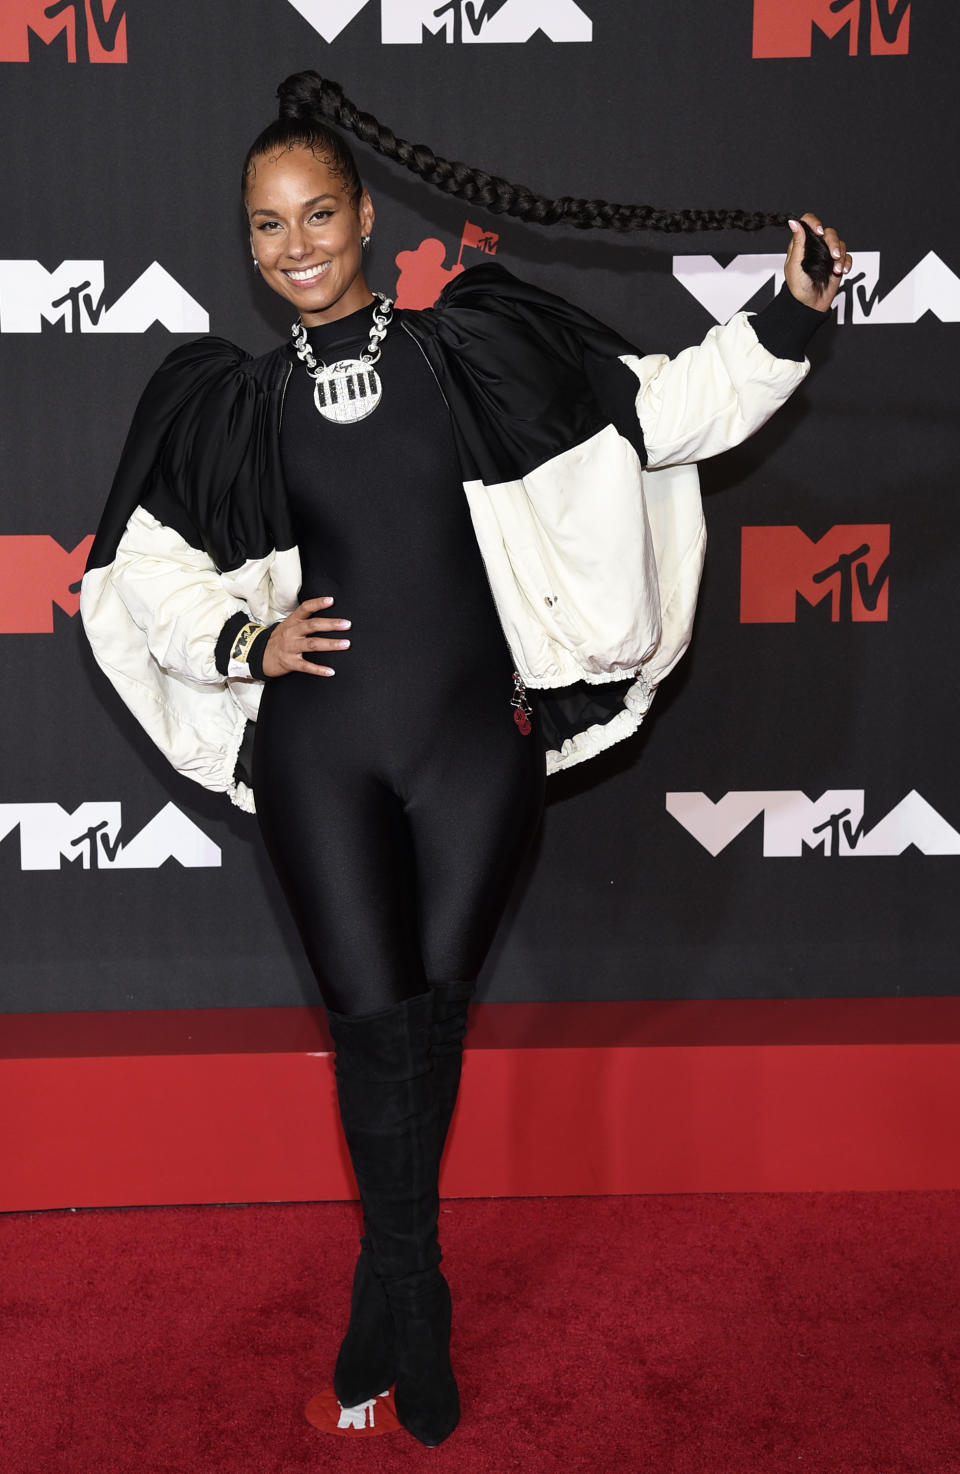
[785,212,852,312]
[260,596,351,677]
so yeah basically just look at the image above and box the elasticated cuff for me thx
[750,284,828,363]
[246,624,277,681]
[214,611,253,677]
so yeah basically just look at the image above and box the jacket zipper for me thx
[277,361,293,433]
[401,320,533,719]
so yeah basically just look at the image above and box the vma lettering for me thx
[753,0,910,57]
[673,251,960,327]
[740,525,890,624]
[667,791,960,858]
[0,802,221,870]
[0,261,208,334]
[0,0,127,64]
[285,0,592,43]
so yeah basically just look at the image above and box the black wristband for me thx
[750,284,828,364]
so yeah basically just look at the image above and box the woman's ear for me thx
[359,189,375,239]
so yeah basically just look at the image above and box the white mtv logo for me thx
[0,802,221,870]
[285,0,592,42]
[666,790,960,858]
[0,261,209,334]
[673,251,960,325]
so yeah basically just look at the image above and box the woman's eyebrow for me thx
[250,194,339,218]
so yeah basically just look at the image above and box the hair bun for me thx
[276,70,341,122]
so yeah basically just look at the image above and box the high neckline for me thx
[303,298,378,351]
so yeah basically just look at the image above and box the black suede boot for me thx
[332,982,475,1411]
[327,991,462,1447]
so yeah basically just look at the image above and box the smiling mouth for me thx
[283,262,331,286]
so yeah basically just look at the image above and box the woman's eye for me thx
[310,211,334,223]
[256,221,280,232]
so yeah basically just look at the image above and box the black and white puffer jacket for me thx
[80,263,822,812]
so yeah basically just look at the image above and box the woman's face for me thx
[246,145,375,326]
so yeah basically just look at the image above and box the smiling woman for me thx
[81,69,849,1452]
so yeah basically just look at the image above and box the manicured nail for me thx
[321,597,333,606]
[788,218,800,229]
[832,247,841,258]
[336,640,350,649]
[337,620,351,629]
[816,224,825,235]
[320,667,335,676]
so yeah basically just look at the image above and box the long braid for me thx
[272,71,834,288]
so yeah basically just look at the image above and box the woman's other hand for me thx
[785,212,852,311]
[261,596,351,677]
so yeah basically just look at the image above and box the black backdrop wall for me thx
[2,0,957,1014]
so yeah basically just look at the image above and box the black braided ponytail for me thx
[248,71,833,290]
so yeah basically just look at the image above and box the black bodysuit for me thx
[253,303,545,1015]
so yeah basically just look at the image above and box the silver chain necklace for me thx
[290,292,394,425]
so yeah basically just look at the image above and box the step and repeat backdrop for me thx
[1,0,957,1013]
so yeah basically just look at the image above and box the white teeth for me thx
[286,264,328,282]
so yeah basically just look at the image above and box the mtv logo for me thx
[285,0,592,43]
[752,0,910,58]
[0,261,209,334]
[673,251,960,327]
[0,0,127,64]
[0,801,221,870]
[740,526,890,624]
[0,535,93,632]
[666,790,960,858]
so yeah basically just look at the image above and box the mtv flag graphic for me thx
[673,252,960,327]
[0,262,208,334]
[0,802,221,870]
[753,0,910,57]
[285,0,592,43]
[666,791,960,859]
[740,526,889,624]
[0,0,127,63]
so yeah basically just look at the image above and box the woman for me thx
[81,73,850,1448]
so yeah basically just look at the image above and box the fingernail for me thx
[320,667,335,676]
[337,620,351,629]
[834,263,842,274]
[321,597,333,606]
[337,640,350,649]
[788,218,800,230]
[832,247,841,258]
[816,224,825,235]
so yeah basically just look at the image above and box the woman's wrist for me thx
[214,612,278,680]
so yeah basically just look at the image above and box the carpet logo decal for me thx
[0,535,93,632]
[305,1387,401,1436]
[0,1,127,63]
[740,525,890,623]
[673,251,959,325]
[753,0,910,57]
[666,791,960,858]
[0,802,221,870]
[0,261,208,333]
[285,0,592,44]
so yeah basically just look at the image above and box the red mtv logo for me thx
[0,535,93,631]
[0,1,127,64]
[394,220,499,309]
[753,0,910,57]
[740,525,890,623]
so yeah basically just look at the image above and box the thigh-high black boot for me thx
[333,981,475,1411]
[327,990,464,1447]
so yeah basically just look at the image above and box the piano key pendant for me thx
[312,359,383,424]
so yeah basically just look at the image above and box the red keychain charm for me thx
[510,671,533,736]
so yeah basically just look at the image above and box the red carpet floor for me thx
[3,1191,960,1473]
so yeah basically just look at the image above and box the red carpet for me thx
[3,1192,960,1473]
